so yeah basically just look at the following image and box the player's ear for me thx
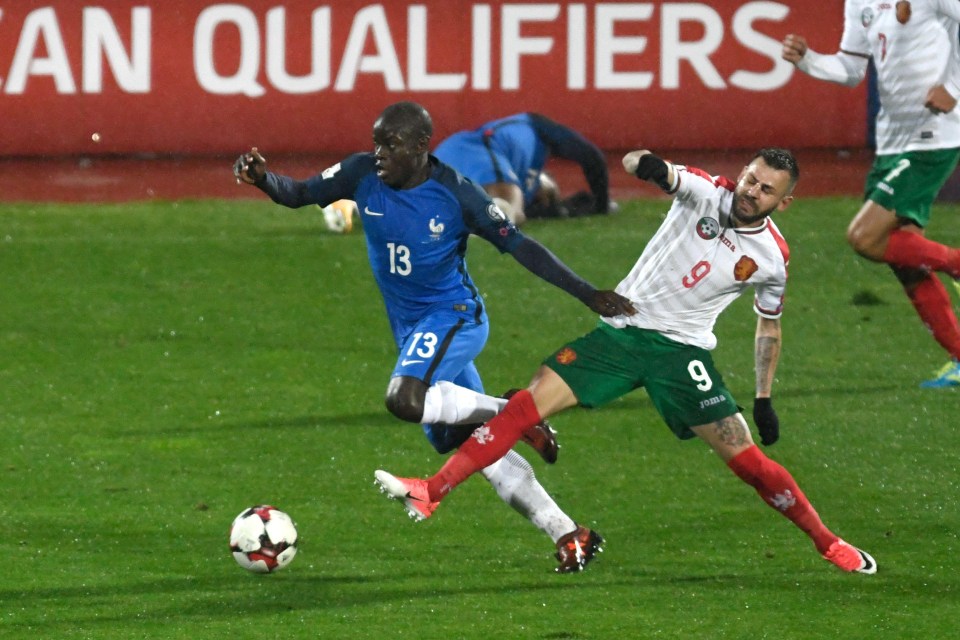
[776,194,794,213]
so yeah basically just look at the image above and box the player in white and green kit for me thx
[782,0,960,387]
[376,149,877,574]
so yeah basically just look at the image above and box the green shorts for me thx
[543,322,739,440]
[864,148,960,227]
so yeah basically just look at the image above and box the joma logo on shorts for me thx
[699,395,725,409]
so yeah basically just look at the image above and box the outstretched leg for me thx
[693,414,876,574]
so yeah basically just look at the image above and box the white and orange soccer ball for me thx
[229,505,298,573]
[320,199,358,233]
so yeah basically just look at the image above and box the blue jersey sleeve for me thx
[256,153,374,208]
[432,160,524,254]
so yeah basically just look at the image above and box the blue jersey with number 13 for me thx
[297,152,523,339]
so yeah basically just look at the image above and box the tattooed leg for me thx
[690,413,755,462]
[691,412,843,554]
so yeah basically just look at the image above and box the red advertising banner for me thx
[0,1,861,156]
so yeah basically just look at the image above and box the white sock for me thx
[481,450,577,543]
[420,380,506,425]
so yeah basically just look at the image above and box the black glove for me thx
[634,153,672,191]
[753,397,779,446]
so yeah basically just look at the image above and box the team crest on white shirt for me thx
[896,1,911,24]
[861,5,875,27]
[696,217,720,240]
[733,256,759,282]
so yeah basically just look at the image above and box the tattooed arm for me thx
[755,317,781,398]
[752,317,782,446]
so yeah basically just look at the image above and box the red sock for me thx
[727,446,837,554]
[883,230,960,277]
[425,389,542,501]
[906,275,960,360]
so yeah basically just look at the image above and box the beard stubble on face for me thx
[731,193,772,227]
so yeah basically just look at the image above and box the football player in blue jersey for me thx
[434,112,616,226]
[234,101,635,572]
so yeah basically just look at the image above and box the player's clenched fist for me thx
[233,147,267,185]
[780,34,808,64]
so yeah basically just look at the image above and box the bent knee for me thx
[847,201,900,260]
[846,222,886,260]
[385,392,424,423]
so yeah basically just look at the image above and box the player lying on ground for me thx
[434,112,616,225]
[376,147,877,574]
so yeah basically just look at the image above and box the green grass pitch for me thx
[2,197,958,639]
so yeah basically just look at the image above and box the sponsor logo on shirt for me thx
[696,217,720,240]
[733,256,759,282]
[718,233,736,253]
[555,347,577,365]
[699,395,726,409]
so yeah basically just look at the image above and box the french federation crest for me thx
[696,217,720,240]
[429,217,445,239]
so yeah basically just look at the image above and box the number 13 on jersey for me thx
[387,243,412,275]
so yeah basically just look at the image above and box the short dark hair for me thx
[754,147,799,190]
[379,101,433,141]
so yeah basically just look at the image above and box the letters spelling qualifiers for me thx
[0,3,790,96]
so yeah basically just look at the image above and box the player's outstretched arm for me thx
[509,237,636,317]
[780,33,867,87]
[232,147,317,208]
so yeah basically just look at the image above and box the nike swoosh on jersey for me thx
[364,206,384,216]
[401,359,424,366]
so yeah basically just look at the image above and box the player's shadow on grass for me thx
[111,412,393,437]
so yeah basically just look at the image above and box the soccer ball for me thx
[229,505,298,573]
[320,199,358,233]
